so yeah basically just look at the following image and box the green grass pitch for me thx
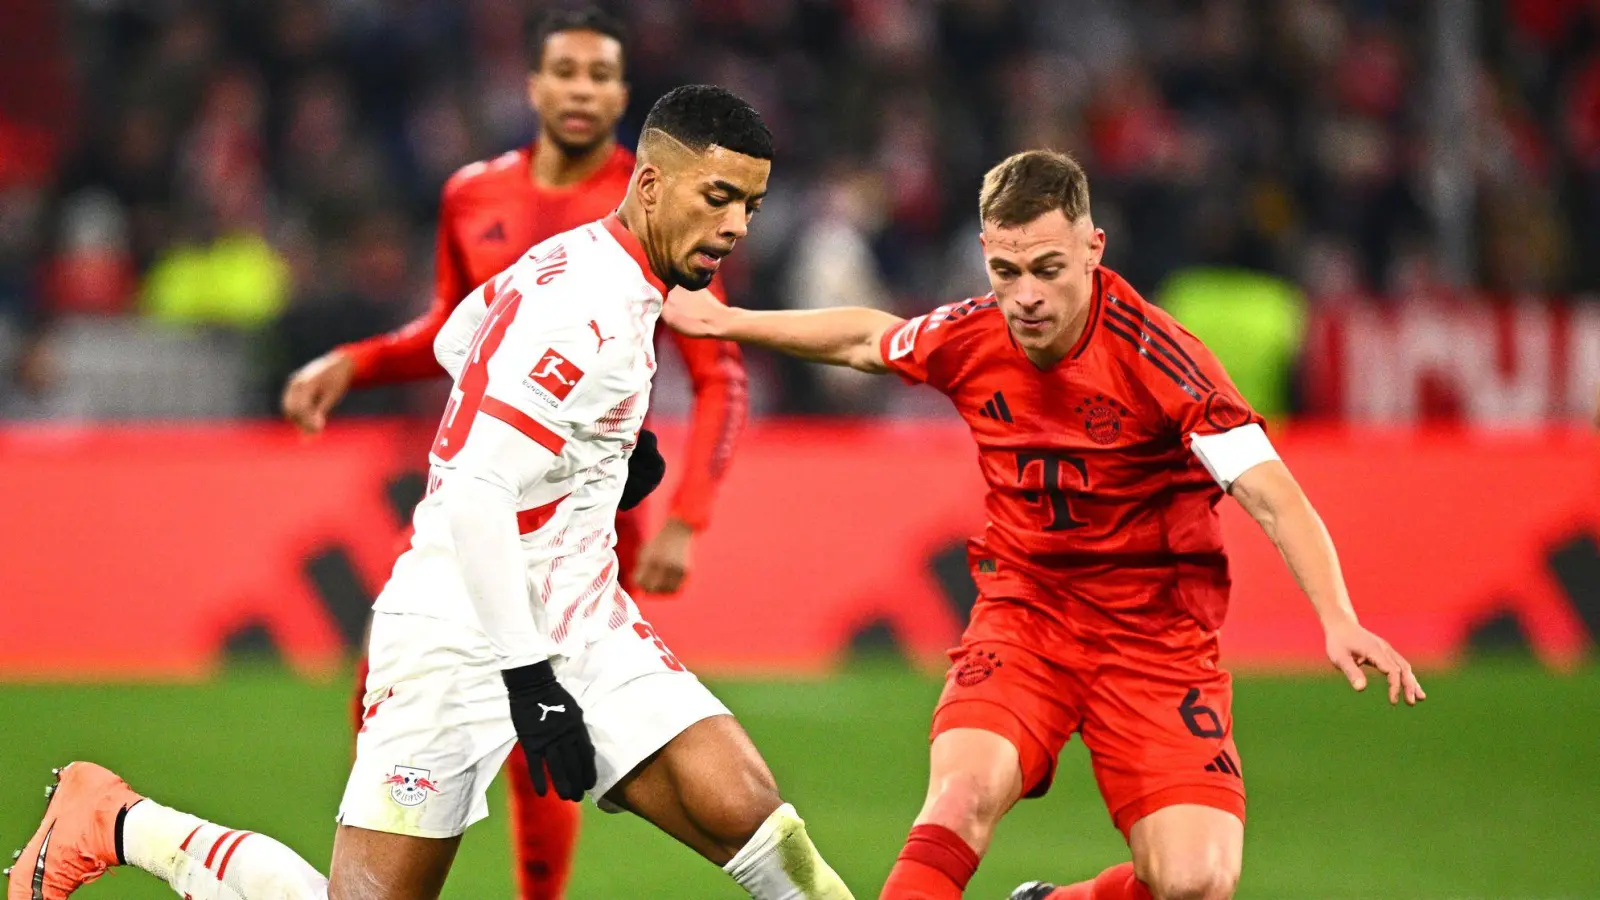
[1,661,1595,899]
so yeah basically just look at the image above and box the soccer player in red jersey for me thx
[665,150,1426,900]
[279,9,747,899]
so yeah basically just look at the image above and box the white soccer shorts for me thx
[337,610,730,838]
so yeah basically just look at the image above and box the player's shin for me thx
[720,802,853,899]
[121,800,327,900]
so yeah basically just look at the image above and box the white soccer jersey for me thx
[373,214,665,665]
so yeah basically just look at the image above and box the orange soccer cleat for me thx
[5,762,143,900]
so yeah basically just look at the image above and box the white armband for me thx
[1189,423,1279,490]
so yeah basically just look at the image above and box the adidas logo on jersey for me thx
[977,391,1013,423]
[479,221,507,242]
[1203,750,1241,778]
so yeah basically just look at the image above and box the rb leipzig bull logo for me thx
[384,765,442,807]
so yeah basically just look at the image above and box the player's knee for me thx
[691,759,783,861]
[1137,854,1239,900]
[920,770,1010,850]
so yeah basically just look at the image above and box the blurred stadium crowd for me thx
[2,0,1598,420]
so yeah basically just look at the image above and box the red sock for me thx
[1047,862,1152,900]
[879,824,981,900]
[505,744,582,900]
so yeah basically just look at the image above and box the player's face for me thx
[981,210,1106,362]
[529,30,628,156]
[645,146,770,291]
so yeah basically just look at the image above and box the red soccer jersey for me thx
[879,267,1262,632]
[340,143,747,530]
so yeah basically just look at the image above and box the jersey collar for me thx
[602,213,668,296]
[1065,269,1105,362]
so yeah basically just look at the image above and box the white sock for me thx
[122,800,327,900]
[722,803,854,900]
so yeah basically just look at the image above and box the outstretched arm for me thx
[1228,459,1425,706]
[663,289,903,374]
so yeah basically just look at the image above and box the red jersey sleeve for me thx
[662,275,749,531]
[878,297,992,391]
[1104,294,1262,442]
[342,184,473,387]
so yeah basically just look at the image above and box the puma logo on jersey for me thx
[525,348,585,405]
[589,320,614,351]
[538,703,566,721]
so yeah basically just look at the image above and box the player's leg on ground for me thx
[502,743,580,900]
[127,809,459,900]
[879,728,1024,900]
[65,776,459,900]
[5,761,332,900]
[606,714,853,899]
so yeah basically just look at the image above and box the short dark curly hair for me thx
[641,85,772,161]
[525,5,628,72]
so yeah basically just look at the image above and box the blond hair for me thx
[978,149,1091,227]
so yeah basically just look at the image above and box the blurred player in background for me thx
[9,84,853,900]
[665,149,1425,900]
[279,8,748,898]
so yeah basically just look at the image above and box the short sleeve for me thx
[879,313,937,385]
[879,298,992,390]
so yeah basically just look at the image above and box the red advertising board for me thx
[1302,295,1600,421]
[0,420,1593,680]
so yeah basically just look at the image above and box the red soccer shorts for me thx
[930,599,1247,840]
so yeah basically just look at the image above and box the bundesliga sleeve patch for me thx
[887,315,927,361]
[524,348,585,407]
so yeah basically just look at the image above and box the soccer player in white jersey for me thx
[7,85,854,900]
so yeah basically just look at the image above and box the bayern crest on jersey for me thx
[1074,394,1131,445]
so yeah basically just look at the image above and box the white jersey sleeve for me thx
[434,287,488,381]
[435,415,559,667]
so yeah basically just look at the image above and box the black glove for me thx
[619,428,666,511]
[503,661,597,801]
